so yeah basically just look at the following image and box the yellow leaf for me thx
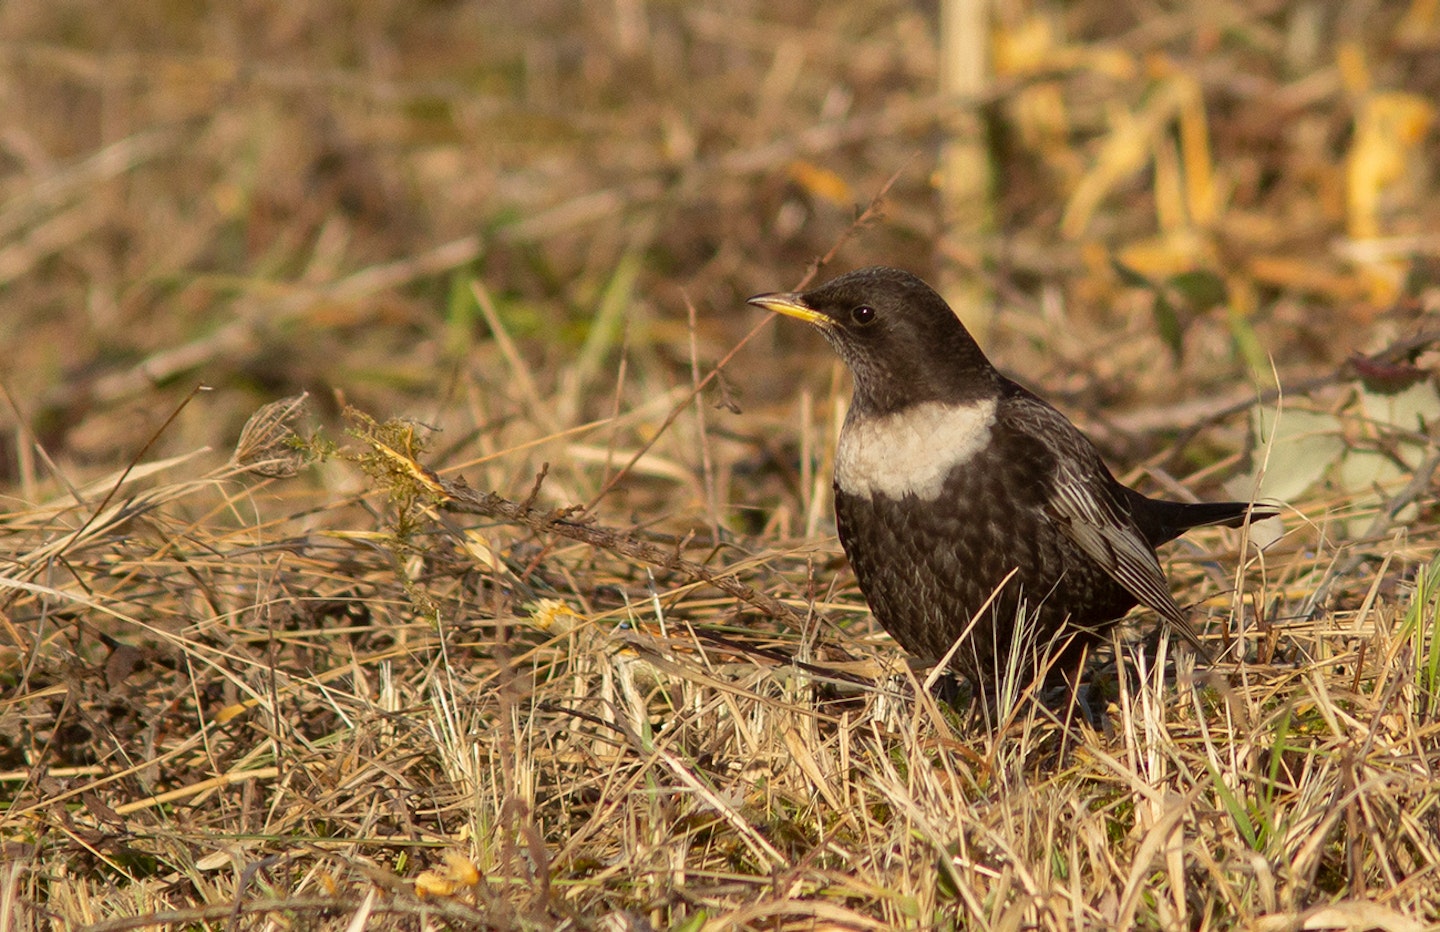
[214,703,249,725]
[443,852,481,886]
[1117,229,1214,278]
[1176,74,1216,226]
[1246,255,1368,302]
[1347,91,1434,238]
[460,529,504,572]
[1152,130,1186,233]
[527,598,584,633]
[1062,78,1187,238]
[993,16,1055,74]
[1011,84,1073,166]
[1336,42,1371,95]
[1399,0,1440,44]
[994,15,1135,79]
[787,161,853,206]
[414,871,457,897]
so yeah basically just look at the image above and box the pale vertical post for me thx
[938,0,995,336]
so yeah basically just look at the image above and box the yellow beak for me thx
[746,292,830,327]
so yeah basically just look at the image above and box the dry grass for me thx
[4,1,1440,929]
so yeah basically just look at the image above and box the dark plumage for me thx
[749,266,1275,690]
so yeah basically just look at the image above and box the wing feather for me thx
[1008,393,1207,654]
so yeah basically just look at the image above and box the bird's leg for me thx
[1057,641,1093,755]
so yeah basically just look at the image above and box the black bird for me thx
[749,266,1274,691]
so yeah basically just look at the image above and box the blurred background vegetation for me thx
[4,0,1436,493]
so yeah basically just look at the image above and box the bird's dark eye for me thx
[850,305,876,326]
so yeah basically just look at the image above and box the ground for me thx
[2,1,1440,929]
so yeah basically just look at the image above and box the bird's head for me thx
[748,266,998,415]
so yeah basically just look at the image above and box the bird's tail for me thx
[1128,493,1278,547]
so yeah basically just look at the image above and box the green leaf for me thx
[1167,269,1228,309]
[670,910,708,932]
[1204,757,1258,850]
[1111,258,1155,290]
[1226,305,1271,384]
[1151,293,1185,359]
[1226,406,1345,503]
[443,270,479,357]
[1360,379,1440,449]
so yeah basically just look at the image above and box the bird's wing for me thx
[1047,463,1181,620]
[1006,392,1206,653]
[1046,461,1208,654]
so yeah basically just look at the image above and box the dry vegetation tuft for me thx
[4,1,1440,929]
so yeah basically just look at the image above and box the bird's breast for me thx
[835,398,998,501]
